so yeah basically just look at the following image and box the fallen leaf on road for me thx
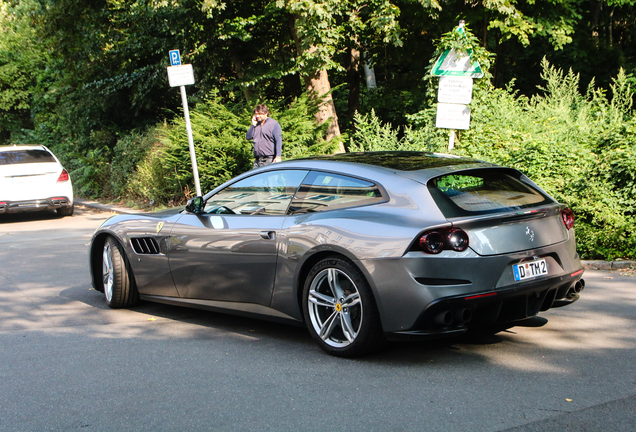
[148,317,157,321]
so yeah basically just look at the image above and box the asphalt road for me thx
[1,208,635,432]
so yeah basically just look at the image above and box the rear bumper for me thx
[386,271,584,341]
[0,197,73,213]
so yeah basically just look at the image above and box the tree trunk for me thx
[290,16,345,152]
[229,41,255,103]
[362,52,377,90]
[347,47,361,124]
[301,69,343,150]
[608,7,614,46]
[590,0,602,42]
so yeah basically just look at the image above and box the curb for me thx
[75,198,144,215]
[582,260,635,270]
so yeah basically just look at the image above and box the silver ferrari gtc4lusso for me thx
[89,151,585,357]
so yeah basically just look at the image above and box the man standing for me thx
[246,104,282,168]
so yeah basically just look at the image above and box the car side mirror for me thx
[185,196,205,214]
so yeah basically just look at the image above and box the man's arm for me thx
[273,122,282,162]
[246,124,256,140]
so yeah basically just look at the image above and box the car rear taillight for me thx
[420,231,445,254]
[561,208,575,230]
[57,169,70,183]
[417,227,469,254]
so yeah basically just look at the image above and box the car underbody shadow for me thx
[0,209,59,224]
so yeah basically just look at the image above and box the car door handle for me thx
[260,231,276,240]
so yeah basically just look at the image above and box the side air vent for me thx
[131,237,160,255]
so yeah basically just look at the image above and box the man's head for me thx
[253,104,269,123]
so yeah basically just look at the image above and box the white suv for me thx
[0,145,74,217]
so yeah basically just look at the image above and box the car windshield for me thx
[428,169,554,217]
[0,149,56,165]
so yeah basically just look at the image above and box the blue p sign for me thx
[169,50,181,66]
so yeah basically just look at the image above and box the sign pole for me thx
[180,85,201,197]
[167,50,201,197]
[448,129,456,150]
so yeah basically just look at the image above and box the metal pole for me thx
[448,129,456,150]
[180,85,201,197]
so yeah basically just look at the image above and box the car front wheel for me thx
[303,257,384,357]
[102,236,139,308]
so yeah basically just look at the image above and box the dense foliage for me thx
[2,1,636,259]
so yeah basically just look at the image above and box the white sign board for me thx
[167,64,195,87]
[436,103,471,130]
[438,76,473,104]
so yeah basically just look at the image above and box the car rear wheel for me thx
[303,257,385,357]
[56,204,74,217]
[102,236,139,308]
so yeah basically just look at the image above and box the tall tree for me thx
[0,0,48,141]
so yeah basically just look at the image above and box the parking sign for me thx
[169,50,181,66]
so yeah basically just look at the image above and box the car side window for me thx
[204,170,308,215]
[288,171,385,214]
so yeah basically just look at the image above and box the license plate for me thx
[513,259,548,281]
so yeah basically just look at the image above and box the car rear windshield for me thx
[428,169,554,218]
[0,149,56,165]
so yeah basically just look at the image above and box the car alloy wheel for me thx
[102,241,115,303]
[101,236,139,308]
[303,257,384,357]
[307,267,363,348]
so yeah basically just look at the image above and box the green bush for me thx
[110,131,158,198]
[126,138,179,205]
[348,109,446,153]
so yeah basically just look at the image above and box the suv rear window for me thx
[428,169,553,217]
[0,149,56,165]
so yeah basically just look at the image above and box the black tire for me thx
[102,236,139,308]
[302,256,385,357]
[56,204,74,217]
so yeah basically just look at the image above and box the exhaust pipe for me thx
[434,311,453,326]
[574,279,585,293]
[454,308,472,325]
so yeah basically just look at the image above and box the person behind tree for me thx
[246,104,282,169]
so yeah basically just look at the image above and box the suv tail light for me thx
[560,208,575,230]
[57,169,70,183]
[416,227,469,254]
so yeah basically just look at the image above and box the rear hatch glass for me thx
[428,168,553,218]
[428,169,566,255]
[0,149,56,165]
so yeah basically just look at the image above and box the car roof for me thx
[302,151,479,171]
[273,151,499,182]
